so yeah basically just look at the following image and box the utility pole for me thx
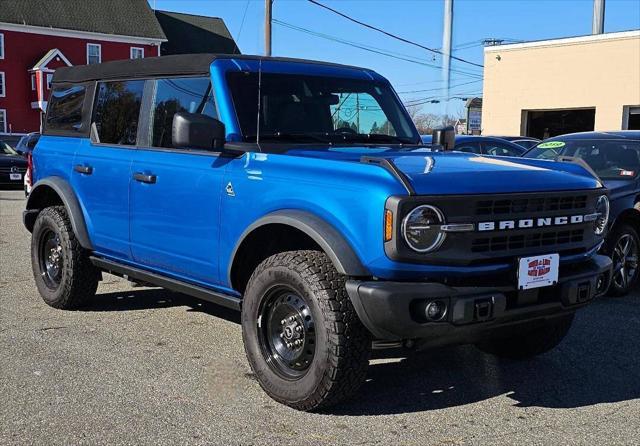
[265,0,273,56]
[592,0,605,34]
[441,0,453,113]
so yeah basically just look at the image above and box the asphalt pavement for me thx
[1,189,640,445]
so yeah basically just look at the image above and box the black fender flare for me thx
[228,209,370,283]
[23,177,93,250]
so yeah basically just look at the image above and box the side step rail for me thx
[90,256,242,311]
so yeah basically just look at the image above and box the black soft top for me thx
[52,54,368,84]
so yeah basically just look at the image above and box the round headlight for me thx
[402,205,446,253]
[594,195,609,235]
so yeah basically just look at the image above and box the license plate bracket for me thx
[517,253,559,290]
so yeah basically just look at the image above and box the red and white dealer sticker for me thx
[517,253,559,290]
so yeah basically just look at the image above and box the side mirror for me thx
[431,126,455,151]
[172,111,225,151]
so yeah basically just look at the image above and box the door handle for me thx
[133,172,157,184]
[74,164,93,175]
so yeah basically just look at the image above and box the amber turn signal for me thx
[384,209,393,242]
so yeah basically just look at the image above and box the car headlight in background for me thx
[594,195,609,235]
[401,205,446,252]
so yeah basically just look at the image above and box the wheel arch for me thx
[228,210,370,294]
[23,177,93,250]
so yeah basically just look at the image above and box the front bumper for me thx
[346,254,612,344]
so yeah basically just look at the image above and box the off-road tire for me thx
[31,206,99,309]
[604,223,640,297]
[241,250,371,411]
[476,314,574,360]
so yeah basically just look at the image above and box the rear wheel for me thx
[241,250,371,411]
[605,224,640,296]
[476,314,574,360]
[31,206,99,309]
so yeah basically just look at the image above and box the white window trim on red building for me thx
[86,43,102,64]
[130,46,144,59]
[0,71,5,97]
[0,32,4,59]
[0,109,7,133]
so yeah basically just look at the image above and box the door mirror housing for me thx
[432,126,456,151]
[172,112,225,151]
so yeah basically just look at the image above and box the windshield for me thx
[226,72,420,145]
[525,138,640,180]
[1,141,18,155]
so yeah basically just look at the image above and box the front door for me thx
[129,77,226,286]
[71,80,145,260]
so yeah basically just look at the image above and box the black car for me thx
[524,131,640,295]
[452,135,527,156]
[14,132,40,156]
[492,135,541,150]
[0,140,28,189]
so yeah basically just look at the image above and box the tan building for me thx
[482,30,640,138]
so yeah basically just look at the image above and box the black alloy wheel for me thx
[610,226,640,296]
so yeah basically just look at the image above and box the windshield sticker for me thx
[537,141,566,149]
[620,170,635,176]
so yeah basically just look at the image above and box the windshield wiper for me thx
[335,133,416,144]
[247,132,332,143]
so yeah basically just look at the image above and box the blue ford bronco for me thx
[25,54,612,411]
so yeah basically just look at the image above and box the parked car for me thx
[523,131,640,295]
[492,136,541,150]
[0,140,28,189]
[452,135,527,156]
[14,132,40,156]
[421,135,527,156]
[25,54,611,411]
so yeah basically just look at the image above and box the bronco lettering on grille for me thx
[478,215,588,232]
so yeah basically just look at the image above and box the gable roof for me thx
[31,49,72,71]
[155,10,239,55]
[0,0,166,40]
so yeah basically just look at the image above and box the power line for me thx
[272,19,483,79]
[306,0,484,69]
[397,79,482,95]
[235,0,251,42]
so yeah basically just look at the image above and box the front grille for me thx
[476,195,587,216]
[472,229,585,253]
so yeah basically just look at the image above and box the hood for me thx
[0,153,27,166]
[285,147,602,194]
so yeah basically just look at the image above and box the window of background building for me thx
[87,43,101,64]
[46,85,87,132]
[93,80,144,145]
[31,74,36,91]
[0,109,7,133]
[0,33,4,59]
[46,73,53,90]
[130,47,144,59]
[150,77,216,148]
[624,106,640,131]
[0,72,5,97]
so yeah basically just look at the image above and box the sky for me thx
[150,0,640,115]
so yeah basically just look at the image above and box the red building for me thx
[0,0,166,136]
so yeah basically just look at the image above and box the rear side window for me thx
[46,86,86,132]
[93,80,144,145]
[150,77,216,149]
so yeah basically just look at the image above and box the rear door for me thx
[71,80,145,260]
[129,76,226,286]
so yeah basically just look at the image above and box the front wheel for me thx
[475,314,574,360]
[605,224,640,296]
[241,250,371,411]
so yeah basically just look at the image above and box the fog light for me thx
[425,300,447,321]
[596,274,607,293]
